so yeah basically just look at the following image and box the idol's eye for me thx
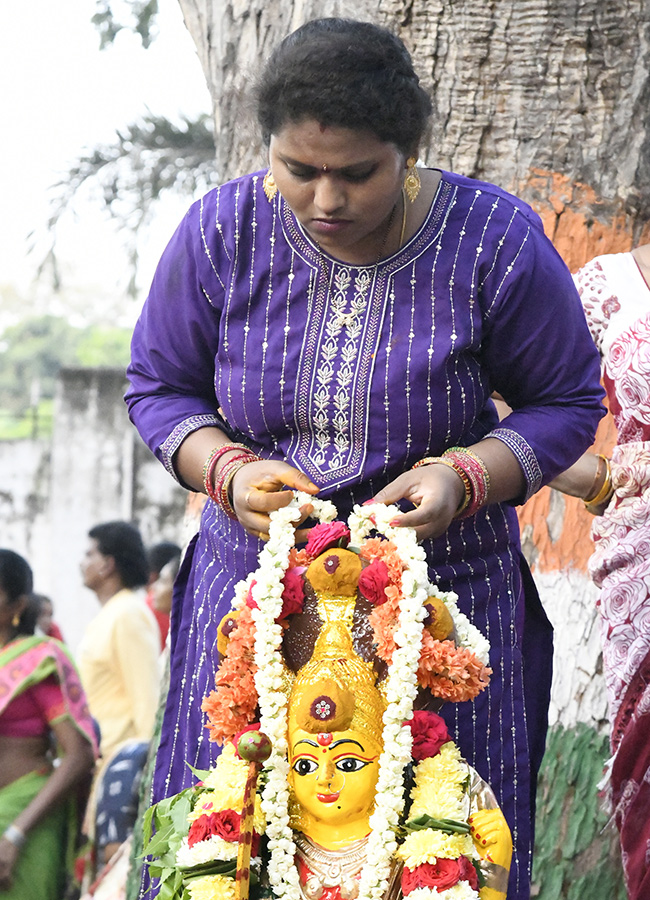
[335,757,370,773]
[292,757,318,776]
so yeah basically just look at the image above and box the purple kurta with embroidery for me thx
[126,170,604,899]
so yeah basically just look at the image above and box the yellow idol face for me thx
[288,726,382,848]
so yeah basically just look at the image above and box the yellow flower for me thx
[203,744,249,796]
[187,874,237,900]
[397,828,474,867]
[409,743,469,822]
[189,744,265,831]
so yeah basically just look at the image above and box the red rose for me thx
[305,522,350,557]
[278,567,305,620]
[458,856,479,890]
[402,860,461,894]
[358,559,390,605]
[188,815,212,847]
[406,709,451,761]
[188,809,242,847]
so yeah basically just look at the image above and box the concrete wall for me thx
[0,367,188,651]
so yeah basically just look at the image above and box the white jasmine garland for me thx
[405,884,480,900]
[176,835,239,867]
[252,494,337,900]
[248,497,486,900]
[250,498,429,900]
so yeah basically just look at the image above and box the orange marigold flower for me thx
[202,604,259,743]
[358,538,404,586]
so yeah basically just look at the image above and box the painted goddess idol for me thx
[143,499,512,900]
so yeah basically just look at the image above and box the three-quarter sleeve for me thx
[125,191,231,480]
[480,214,605,501]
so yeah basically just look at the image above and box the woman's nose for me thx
[313,176,346,215]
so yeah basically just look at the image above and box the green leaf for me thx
[170,794,193,834]
[143,804,155,848]
[403,814,471,834]
[143,823,176,859]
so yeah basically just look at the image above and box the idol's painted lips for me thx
[316,791,341,803]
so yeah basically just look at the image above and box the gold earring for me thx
[263,170,278,202]
[12,612,20,627]
[404,157,421,203]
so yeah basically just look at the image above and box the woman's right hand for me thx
[231,460,320,541]
[0,837,19,892]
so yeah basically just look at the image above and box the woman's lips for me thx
[309,218,351,236]
[316,791,341,803]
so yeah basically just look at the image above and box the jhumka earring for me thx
[263,169,278,202]
[404,157,421,203]
[12,612,20,627]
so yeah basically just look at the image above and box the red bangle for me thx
[210,453,262,518]
[203,444,255,497]
[442,448,490,518]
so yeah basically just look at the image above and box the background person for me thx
[542,242,650,900]
[144,542,181,651]
[125,19,605,899]
[77,521,160,763]
[0,549,97,899]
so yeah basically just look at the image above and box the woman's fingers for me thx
[371,464,465,539]
[231,460,320,538]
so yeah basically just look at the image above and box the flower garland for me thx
[251,494,337,900]
[184,496,495,900]
[398,737,480,900]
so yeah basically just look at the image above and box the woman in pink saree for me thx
[0,550,97,899]
[553,243,650,900]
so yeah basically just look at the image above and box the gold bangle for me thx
[584,457,614,512]
[583,454,606,504]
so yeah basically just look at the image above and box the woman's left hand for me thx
[370,463,466,540]
[0,837,19,891]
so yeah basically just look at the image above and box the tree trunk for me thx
[173,1,650,895]
[178,0,650,266]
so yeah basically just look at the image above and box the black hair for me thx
[0,549,35,636]
[256,18,432,155]
[0,549,33,604]
[147,541,182,579]
[88,521,149,590]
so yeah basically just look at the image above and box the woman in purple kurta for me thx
[126,19,604,900]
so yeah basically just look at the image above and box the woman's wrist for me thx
[583,454,614,514]
[203,444,262,518]
[412,448,491,518]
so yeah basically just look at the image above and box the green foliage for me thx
[532,723,626,900]
[92,0,159,49]
[76,327,132,367]
[41,112,217,295]
[0,316,132,438]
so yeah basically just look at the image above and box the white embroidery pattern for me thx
[312,267,373,470]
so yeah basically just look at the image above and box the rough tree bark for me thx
[178,0,650,265]
[172,2,650,896]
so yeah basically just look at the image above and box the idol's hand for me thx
[0,837,18,892]
[469,807,513,870]
[231,460,319,542]
[370,463,465,540]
